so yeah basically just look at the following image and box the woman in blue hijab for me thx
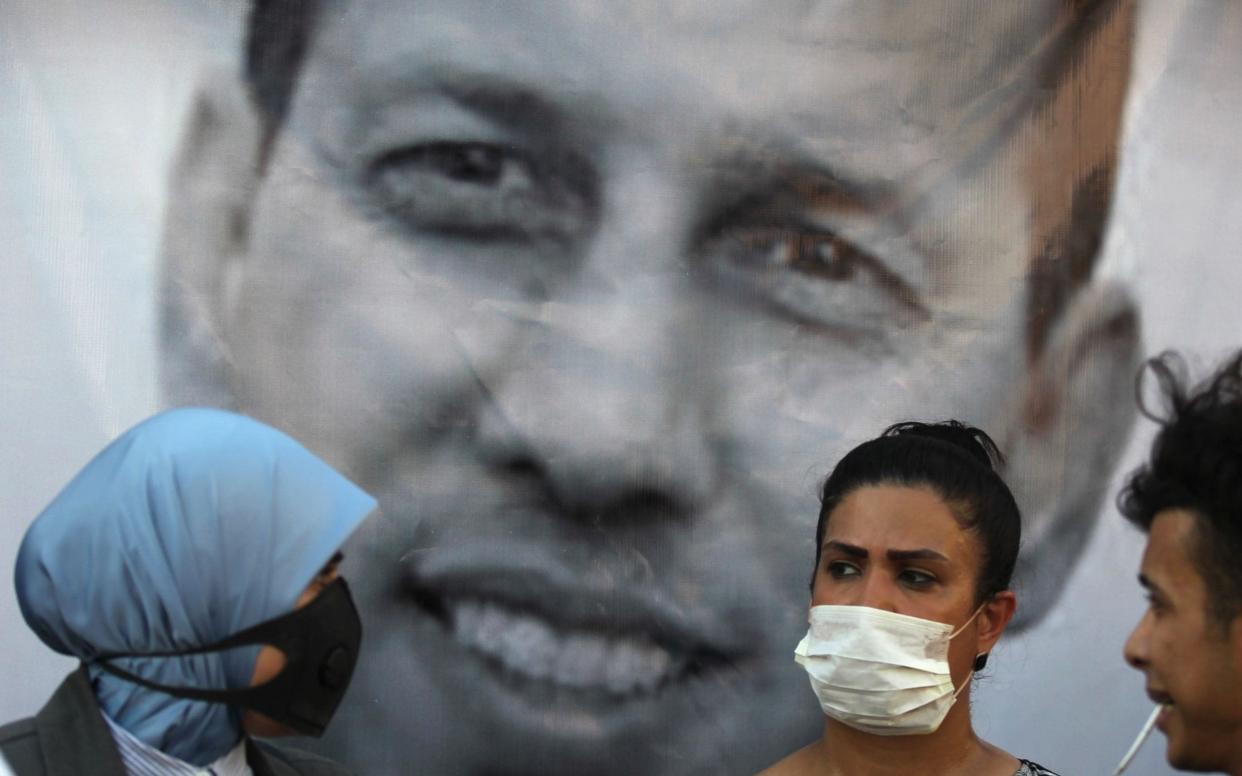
[0,408,377,776]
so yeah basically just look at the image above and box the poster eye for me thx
[383,143,516,186]
[730,226,866,281]
[362,140,597,245]
[369,141,535,202]
[703,222,924,330]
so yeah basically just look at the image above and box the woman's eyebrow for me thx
[821,542,948,564]
[821,540,868,558]
[886,548,949,563]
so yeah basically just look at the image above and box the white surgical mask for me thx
[794,604,983,736]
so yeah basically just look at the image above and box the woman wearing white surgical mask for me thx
[761,421,1057,776]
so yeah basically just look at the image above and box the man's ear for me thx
[158,69,266,408]
[1001,280,1140,631]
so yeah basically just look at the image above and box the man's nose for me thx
[1123,611,1151,670]
[474,168,719,519]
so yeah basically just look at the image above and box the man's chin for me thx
[1162,721,1224,775]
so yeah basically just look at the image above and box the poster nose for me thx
[468,163,723,517]
[473,250,720,519]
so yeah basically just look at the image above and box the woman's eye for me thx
[826,560,861,579]
[899,566,933,583]
[898,568,936,587]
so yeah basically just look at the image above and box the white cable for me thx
[1111,705,1162,775]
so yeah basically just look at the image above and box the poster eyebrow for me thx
[357,65,577,134]
[704,150,898,216]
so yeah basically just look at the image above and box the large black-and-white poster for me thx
[4,2,1241,773]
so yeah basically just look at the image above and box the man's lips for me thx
[1147,689,1174,730]
[402,543,742,698]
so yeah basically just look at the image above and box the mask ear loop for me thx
[948,601,991,699]
[948,601,988,639]
[88,577,353,702]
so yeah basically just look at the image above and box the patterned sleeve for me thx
[1016,760,1062,776]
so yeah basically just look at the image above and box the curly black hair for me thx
[1118,350,1242,625]
[812,420,1021,605]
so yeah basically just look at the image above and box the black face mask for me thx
[91,577,362,737]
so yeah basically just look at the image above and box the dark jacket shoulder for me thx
[0,717,42,774]
[251,739,356,776]
[1,669,353,776]
[0,667,126,776]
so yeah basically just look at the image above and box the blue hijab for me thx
[14,408,376,766]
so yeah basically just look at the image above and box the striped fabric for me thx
[1016,760,1061,776]
[101,712,252,776]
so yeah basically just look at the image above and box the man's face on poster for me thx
[163,1,1138,773]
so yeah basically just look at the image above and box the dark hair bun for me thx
[881,420,1006,472]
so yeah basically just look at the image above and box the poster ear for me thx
[158,69,265,407]
[1002,281,1140,630]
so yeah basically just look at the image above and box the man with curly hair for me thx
[1122,351,1242,775]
